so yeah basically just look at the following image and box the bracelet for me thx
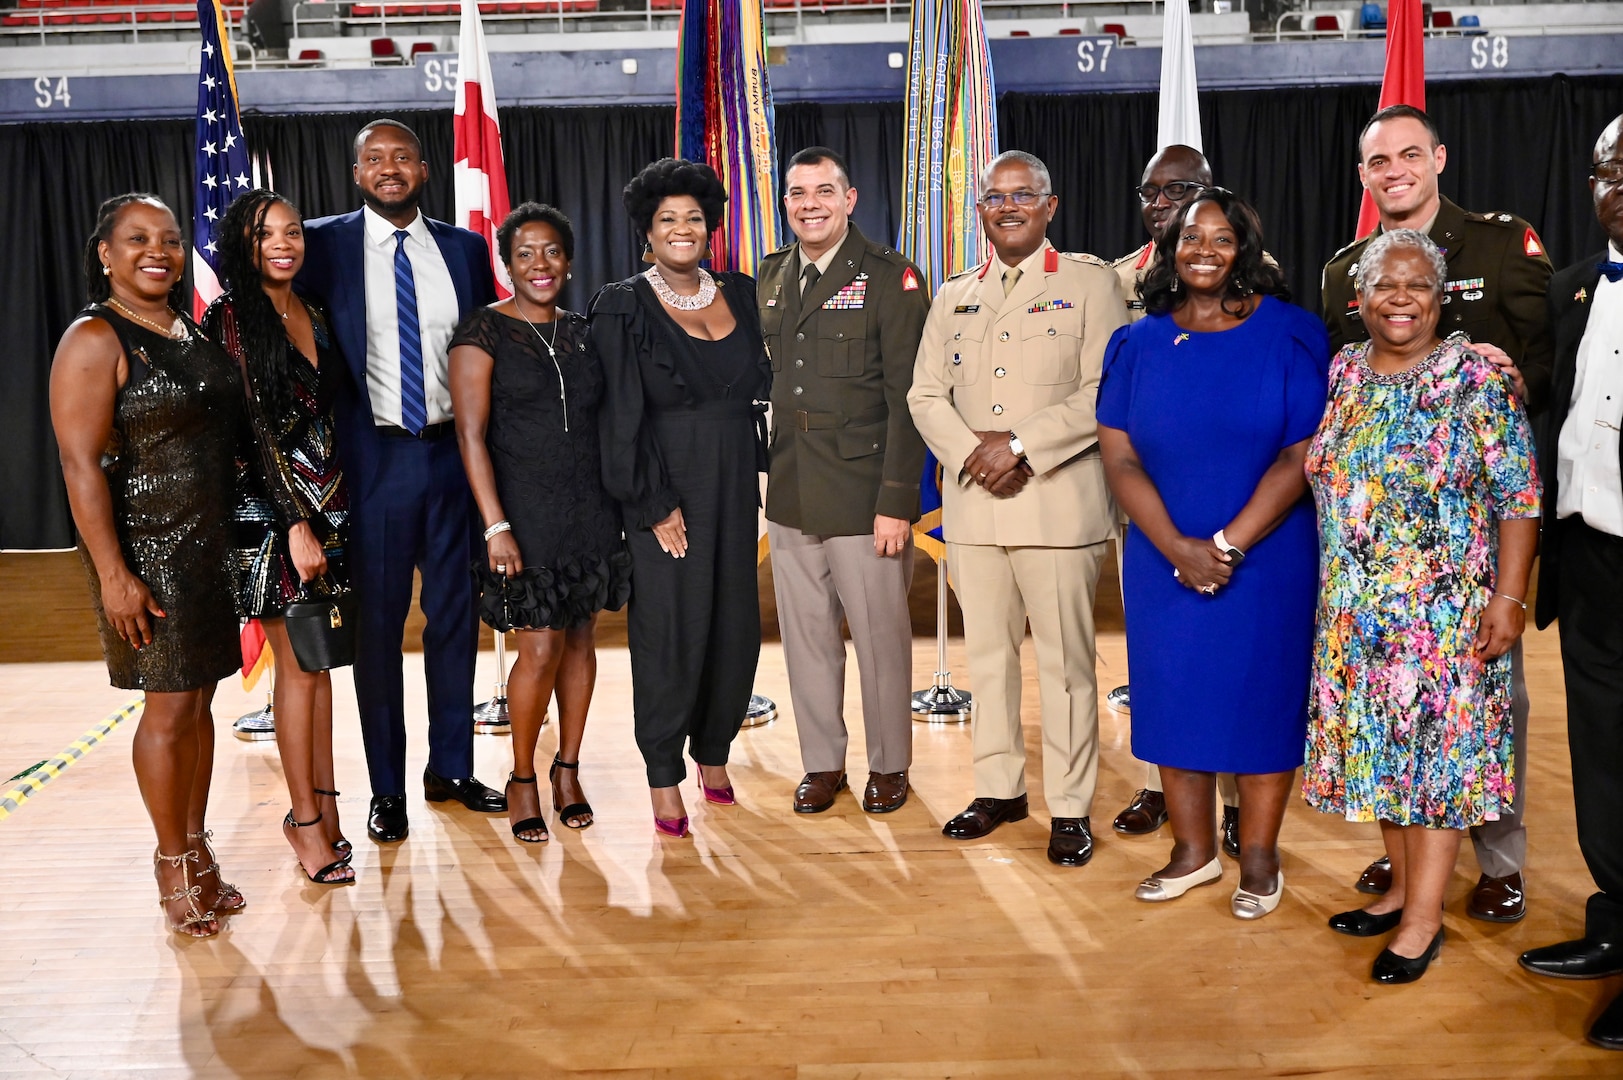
[1493,592,1527,610]
[483,520,512,541]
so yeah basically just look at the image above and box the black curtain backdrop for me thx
[7,75,1623,548]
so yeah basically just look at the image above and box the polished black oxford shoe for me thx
[368,794,409,843]
[424,768,507,812]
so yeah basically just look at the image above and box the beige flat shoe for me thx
[1135,856,1223,902]
[1232,871,1285,920]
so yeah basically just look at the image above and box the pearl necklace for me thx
[645,265,716,311]
[512,301,570,433]
[106,297,188,340]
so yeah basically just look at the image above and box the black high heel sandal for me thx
[507,774,549,843]
[283,811,356,884]
[314,788,352,854]
[550,755,594,830]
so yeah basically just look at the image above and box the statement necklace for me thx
[645,265,716,311]
[512,300,570,433]
[106,297,188,340]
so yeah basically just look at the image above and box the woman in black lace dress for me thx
[449,203,631,843]
[205,189,355,884]
[592,159,771,838]
[51,194,244,937]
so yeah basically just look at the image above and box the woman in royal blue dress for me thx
[1097,189,1329,919]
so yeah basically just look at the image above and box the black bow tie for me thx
[1598,260,1623,283]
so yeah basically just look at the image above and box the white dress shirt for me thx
[362,206,461,428]
[1556,242,1623,536]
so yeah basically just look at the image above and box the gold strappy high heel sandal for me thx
[187,829,246,914]
[153,850,220,938]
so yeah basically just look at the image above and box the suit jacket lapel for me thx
[795,227,866,328]
[331,211,371,399]
[1552,259,1605,413]
[425,218,473,316]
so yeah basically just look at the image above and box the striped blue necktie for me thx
[394,229,427,435]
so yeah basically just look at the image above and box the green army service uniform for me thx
[1320,193,1553,886]
[756,223,930,779]
[1321,195,1555,408]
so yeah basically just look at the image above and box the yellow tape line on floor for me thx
[0,696,143,822]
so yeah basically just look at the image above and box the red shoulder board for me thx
[976,258,993,280]
[1045,247,1059,273]
[901,266,920,291]
[1523,228,1545,257]
[1134,244,1153,270]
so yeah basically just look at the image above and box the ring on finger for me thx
[1201,583,1217,596]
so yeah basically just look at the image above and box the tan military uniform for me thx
[757,224,930,776]
[1111,242,1156,324]
[908,240,1128,817]
[1321,194,1555,880]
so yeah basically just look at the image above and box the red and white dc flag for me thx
[1355,0,1425,238]
[454,0,512,298]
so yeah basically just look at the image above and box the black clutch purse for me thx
[283,583,357,673]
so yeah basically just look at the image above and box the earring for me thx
[703,243,714,261]
[101,264,111,276]
[566,271,573,280]
[642,243,655,265]
[1170,276,1180,293]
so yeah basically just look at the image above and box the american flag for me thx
[192,0,251,319]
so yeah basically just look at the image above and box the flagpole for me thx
[911,554,972,722]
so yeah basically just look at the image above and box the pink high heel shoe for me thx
[699,774,736,806]
[654,815,690,838]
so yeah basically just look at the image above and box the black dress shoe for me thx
[942,795,1029,840]
[1519,937,1623,980]
[1373,927,1445,985]
[1047,817,1094,867]
[368,794,409,843]
[1221,804,1240,860]
[1356,855,1393,895]
[1329,907,1404,937]
[423,767,507,812]
[1111,789,1167,835]
[1589,992,1623,1051]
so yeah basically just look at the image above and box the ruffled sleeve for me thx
[589,280,680,529]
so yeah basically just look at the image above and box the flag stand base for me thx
[1106,685,1131,712]
[233,698,275,741]
[741,693,777,729]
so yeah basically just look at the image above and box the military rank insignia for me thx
[1027,300,1074,314]
[823,274,869,310]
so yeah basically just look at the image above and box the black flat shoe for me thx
[1329,907,1404,937]
[1221,804,1240,860]
[550,755,594,829]
[368,794,409,843]
[1373,928,1444,984]
[506,774,548,843]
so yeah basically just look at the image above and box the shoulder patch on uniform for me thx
[1523,227,1545,257]
[1326,235,1369,264]
[1060,251,1108,267]
[901,267,921,291]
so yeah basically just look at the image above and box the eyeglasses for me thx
[1136,181,1207,204]
[978,191,1051,209]
[1592,159,1623,182]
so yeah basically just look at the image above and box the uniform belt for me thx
[792,404,887,432]
[377,420,455,440]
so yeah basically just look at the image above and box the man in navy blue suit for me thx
[1518,112,1623,1052]
[299,118,503,842]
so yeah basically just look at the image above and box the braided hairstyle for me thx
[215,188,303,424]
[82,193,187,311]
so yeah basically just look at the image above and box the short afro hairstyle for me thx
[496,202,575,264]
[622,158,728,237]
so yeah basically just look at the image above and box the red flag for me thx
[454,0,513,298]
[1355,0,1426,238]
[240,618,272,690]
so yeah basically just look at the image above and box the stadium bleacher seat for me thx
[296,46,324,62]
[1459,13,1484,33]
[370,34,401,62]
[409,39,434,59]
[1312,13,1340,33]
[1359,2,1385,31]
[1431,9,1453,28]
[1101,21,1132,43]
[1058,26,1080,34]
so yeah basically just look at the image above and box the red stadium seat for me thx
[477,1,495,11]
[424,3,451,12]
[1,11,38,23]
[497,2,521,12]
[1009,28,1029,36]
[1312,13,1340,31]
[395,4,426,14]
[567,0,597,10]
[1058,26,1081,34]
[1431,9,1453,27]
[1101,21,1127,40]
[409,40,435,58]
[523,1,559,12]
[370,35,402,62]
[349,3,378,13]
[297,47,325,60]
[137,8,169,20]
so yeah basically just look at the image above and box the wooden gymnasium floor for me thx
[0,552,1619,1078]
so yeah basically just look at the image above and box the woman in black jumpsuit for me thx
[592,158,770,837]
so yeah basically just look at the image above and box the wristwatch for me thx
[1213,528,1246,566]
[1008,432,1026,458]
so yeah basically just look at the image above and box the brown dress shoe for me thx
[1047,817,1094,866]
[1111,789,1168,835]
[794,771,847,814]
[1356,856,1392,895]
[1467,871,1526,922]
[942,795,1029,839]
[862,771,908,813]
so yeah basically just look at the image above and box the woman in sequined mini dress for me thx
[205,189,355,885]
[50,194,244,938]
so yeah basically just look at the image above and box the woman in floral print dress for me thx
[1304,230,1541,985]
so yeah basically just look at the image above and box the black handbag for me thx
[283,582,357,673]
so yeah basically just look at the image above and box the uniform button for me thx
[999,331,1010,341]
[1047,327,1057,337]
[793,386,804,396]
[954,332,962,341]
[995,367,1007,378]
[871,442,880,450]
[952,354,962,365]
[796,332,806,341]
[794,359,804,368]
[992,404,1004,415]
[835,332,845,339]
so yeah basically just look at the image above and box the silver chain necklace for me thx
[512,300,569,433]
[644,265,716,311]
